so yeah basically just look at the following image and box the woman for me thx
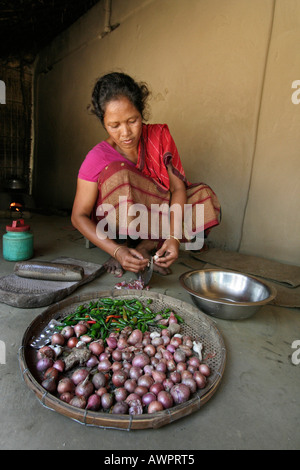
[71,72,220,276]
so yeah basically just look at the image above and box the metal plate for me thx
[18,289,226,430]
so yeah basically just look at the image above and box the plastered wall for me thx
[33,0,300,265]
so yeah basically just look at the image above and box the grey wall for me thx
[33,0,300,265]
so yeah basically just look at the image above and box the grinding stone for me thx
[14,260,84,281]
[0,257,105,308]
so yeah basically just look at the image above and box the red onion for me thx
[199,363,211,377]
[143,364,154,375]
[117,337,128,349]
[97,359,111,373]
[44,367,59,381]
[181,370,193,380]
[176,362,187,373]
[142,336,151,346]
[112,369,128,387]
[162,350,173,361]
[86,355,99,368]
[112,401,129,414]
[122,350,134,362]
[92,372,106,389]
[111,361,122,371]
[61,326,74,339]
[57,377,75,394]
[123,362,132,373]
[174,349,186,363]
[127,329,143,345]
[170,383,190,404]
[87,394,101,411]
[95,386,107,397]
[157,390,173,409]
[129,366,143,380]
[74,323,88,338]
[37,346,55,360]
[106,336,118,349]
[169,371,181,384]
[101,393,114,409]
[75,380,94,399]
[137,374,154,389]
[67,337,79,348]
[80,335,92,344]
[99,352,110,361]
[51,333,65,346]
[193,371,207,389]
[151,370,166,384]
[70,396,86,409]
[182,377,197,394]
[41,377,57,393]
[148,400,164,413]
[143,344,156,357]
[134,385,148,397]
[129,402,143,415]
[71,368,89,385]
[170,336,182,348]
[124,379,137,393]
[112,349,122,361]
[166,344,176,354]
[183,336,193,348]
[166,359,176,372]
[114,387,128,402]
[179,345,193,357]
[155,361,167,373]
[59,392,74,403]
[162,378,174,392]
[36,357,54,372]
[126,393,142,404]
[168,313,178,324]
[132,353,150,369]
[142,392,156,406]
[53,359,65,373]
[151,337,164,347]
[89,340,104,356]
[150,382,164,395]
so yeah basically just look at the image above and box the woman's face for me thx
[103,96,143,155]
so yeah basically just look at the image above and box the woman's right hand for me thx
[115,245,149,273]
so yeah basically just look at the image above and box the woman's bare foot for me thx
[135,239,172,275]
[103,257,124,277]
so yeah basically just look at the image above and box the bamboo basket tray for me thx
[18,289,226,430]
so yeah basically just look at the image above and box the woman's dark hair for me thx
[90,72,150,126]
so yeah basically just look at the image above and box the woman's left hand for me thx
[154,238,180,268]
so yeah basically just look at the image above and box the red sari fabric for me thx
[90,124,221,242]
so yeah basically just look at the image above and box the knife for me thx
[137,257,153,286]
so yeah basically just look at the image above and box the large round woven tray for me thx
[18,290,226,430]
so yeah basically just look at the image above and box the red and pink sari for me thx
[79,124,221,243]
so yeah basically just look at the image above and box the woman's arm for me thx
[71,179,149,273]
[154,167,187,268]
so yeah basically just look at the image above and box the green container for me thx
[3,219,34,261]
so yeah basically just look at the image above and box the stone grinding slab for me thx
[0,257,105,308]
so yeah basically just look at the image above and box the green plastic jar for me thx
[3,219,34,261]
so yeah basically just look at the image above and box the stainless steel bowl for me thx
[179,269,277,320]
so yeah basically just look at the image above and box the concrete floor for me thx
[0,213,299,450]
